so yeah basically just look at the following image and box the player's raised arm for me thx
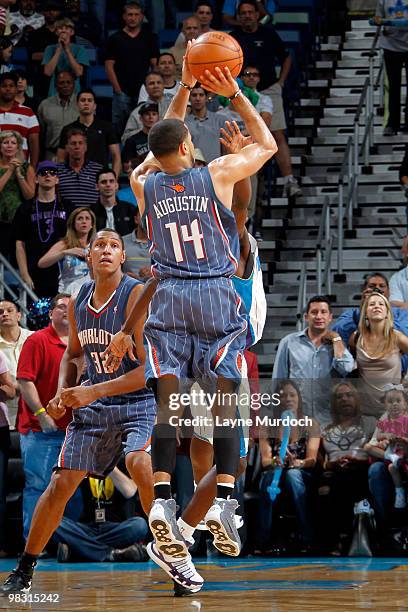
[163,41,197,121]
[202,67,278,182]
[102,277,159,371]
[220,120,252,238]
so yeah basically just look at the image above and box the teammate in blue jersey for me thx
[1,228,158,596]
[128,49,276,589]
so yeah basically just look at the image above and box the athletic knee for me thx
[47,470,82,501]
[126,451,152,477]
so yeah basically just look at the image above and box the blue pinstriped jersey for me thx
[74,275,151,404]
[142,166,240,279]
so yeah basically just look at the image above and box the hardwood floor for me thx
[1,557,407,611]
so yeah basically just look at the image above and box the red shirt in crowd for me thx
[16,324,73,434]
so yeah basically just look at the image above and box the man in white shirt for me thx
[0,300,33,427]
[138,52,179,103]
[390,235,408,308]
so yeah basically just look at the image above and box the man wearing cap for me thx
[121,102,159,175]
[122,72,171,143]
[42,17,90,96]
[57,89,121,177]
[13,161,70,296]
[0,71,39,167]
[194,148,207,168]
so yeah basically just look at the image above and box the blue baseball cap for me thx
[36,161,58,174]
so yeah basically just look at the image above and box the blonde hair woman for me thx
[350,290,408,419]
[38,207,96,295]
[0,130,35,256]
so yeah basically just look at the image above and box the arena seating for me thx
[253,18,407,376]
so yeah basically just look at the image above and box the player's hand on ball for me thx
[102,331,136,371]
[182,40,197,89]
[60,386,97,409]
[220,121,253,154]
[199,66,239,98]
[45,396,66,422]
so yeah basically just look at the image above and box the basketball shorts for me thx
[144,277,247,385]
[56,394,156,477]
[191,358,250,458]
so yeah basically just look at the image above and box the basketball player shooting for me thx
[128,44,277,581]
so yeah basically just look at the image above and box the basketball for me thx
[186,31,243,81]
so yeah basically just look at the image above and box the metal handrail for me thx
[315,196,332,293]
[296,263,307,332]
[336,22,383,277]
[0,253,39,326]
[337,137,354,274]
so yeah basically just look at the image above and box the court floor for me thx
[1,557,408,611]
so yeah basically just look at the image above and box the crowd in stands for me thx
[1,0,408,562]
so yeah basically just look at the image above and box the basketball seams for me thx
[186,31,243,79]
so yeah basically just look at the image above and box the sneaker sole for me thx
[206,516,241,557]
[149,507,189,560]
[146,543,203,592]
[0,584,31,596]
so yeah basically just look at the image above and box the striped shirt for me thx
[0,102,40,160]
[57,160,102,208]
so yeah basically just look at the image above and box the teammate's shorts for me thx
[56,395,156,477]
[144,277,247,385]
[191,358,250,458]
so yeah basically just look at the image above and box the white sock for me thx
[177,517,195,543]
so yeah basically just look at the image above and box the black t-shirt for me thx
[105,29,160,97]
[121,130,149,165]
[59,118,119,167]
[27,25,58,57]
[80,477,137,523]
[13,198,69,270]
[230,25,290,90]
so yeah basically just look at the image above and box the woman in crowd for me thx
[351,290,408,421]
[38,207,95,295]
[257,380,321,554]
[0,131,35,258]
[320,381,369,554]
[366,384,408,541]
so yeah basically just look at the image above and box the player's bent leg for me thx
[125,450,154,515]
[190,436,214,485]
[0,469,86,595]
[149,375,190,561]
[206,375,242,556]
